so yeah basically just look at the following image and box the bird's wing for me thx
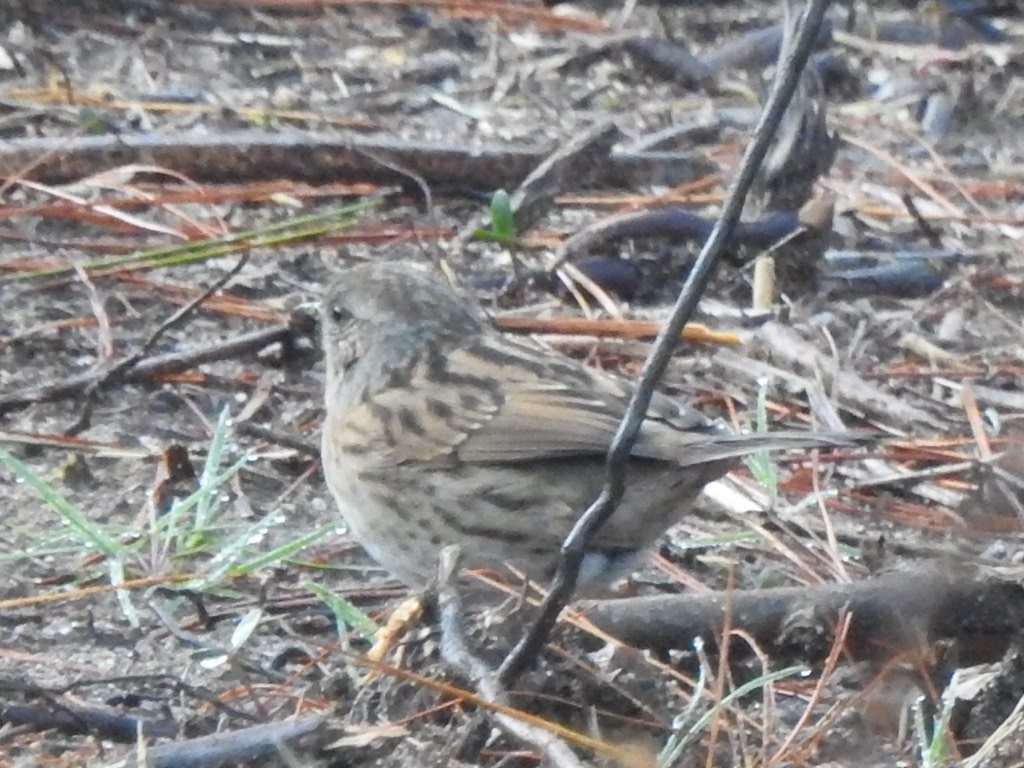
[336,333,863,469]
[444,337,714,464]
[455,385,630,462]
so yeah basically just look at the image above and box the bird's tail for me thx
[674,430,873,467]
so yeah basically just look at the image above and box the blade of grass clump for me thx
[1,409,335,607]
[305,581,378,639]
[162,409,336,590]
[0,447,124,558]
[194,508,287,589]
[673,637,710,731]
[660,664,807,765]
[670,530,763,551]
[473,189,522,275]
[230,522,340,576]
[0,446,141,621]
[194,607,264,669]
[190,406,233,548]
[914,671,958,767]
[0,542,103,562]
[181,523,337,594]
[473,189,516,245]
[744,376,779,506]
[155,453,250,559]
[2,195,388,282]
[109,557,141,627]
[0,517,116,562]
[145,406,248,573]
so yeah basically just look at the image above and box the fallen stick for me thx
[578,561,1024,665]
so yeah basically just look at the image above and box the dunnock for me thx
[322,262,860,590]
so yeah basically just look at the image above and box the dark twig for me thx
[501,120,620,234]
[0,324,295,417]
[354,147,433,214]
[452,119,621,254]
[121,714,328,768]
[1,700,179,741]
[553,207,802,266]
[235,422,319,458]
[901,192,943,247]
[497,0,835,686]
[65,253,252,435]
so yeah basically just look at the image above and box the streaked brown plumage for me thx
[321,262,860,590]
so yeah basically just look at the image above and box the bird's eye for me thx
[330,304,353,323]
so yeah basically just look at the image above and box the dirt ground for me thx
[1,0,1023,766]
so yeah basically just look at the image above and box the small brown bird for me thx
[321,262,860,591]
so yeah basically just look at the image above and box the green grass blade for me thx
[0,447,123,558]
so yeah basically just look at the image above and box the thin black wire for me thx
[498,0,836,686]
